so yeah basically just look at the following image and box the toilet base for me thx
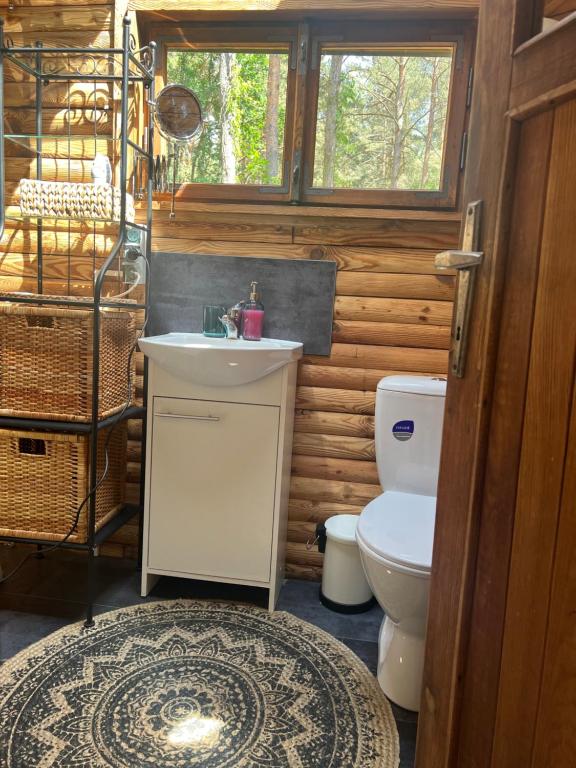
[377,615,426,712]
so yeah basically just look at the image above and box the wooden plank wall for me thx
[144,201,459,579]
[544,0,576,18]
[130,0,480,12]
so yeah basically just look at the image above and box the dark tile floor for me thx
[0,546,417,767]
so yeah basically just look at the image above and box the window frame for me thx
[149,19,475,209]
[301,20,475,208]
[152,24,300,203]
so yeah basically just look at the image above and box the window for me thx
[152,21,474,208]
[154,26,297,202]
[312,48,453,192]
[167,49,290,188]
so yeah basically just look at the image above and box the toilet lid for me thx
[357,491,436,571]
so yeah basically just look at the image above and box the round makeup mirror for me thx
[153,84,203,220]
[154,83,203,144]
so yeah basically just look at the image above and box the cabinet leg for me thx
[141,570,160,597]
[268,574,285,612]
[268,586,278,613]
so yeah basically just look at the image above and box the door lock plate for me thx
[435,200,484,378]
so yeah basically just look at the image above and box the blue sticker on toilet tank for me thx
[393,420,414,441]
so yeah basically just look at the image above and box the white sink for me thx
[139,332,303,387]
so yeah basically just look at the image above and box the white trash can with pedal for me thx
[316,514,375,613]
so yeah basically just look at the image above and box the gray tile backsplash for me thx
[149,252,336,355]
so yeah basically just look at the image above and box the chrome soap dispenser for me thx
[242,281,264,341]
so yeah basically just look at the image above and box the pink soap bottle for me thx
[242,281,264,341]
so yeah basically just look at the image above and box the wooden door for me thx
[416,4,576,768]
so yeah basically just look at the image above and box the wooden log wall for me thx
[143,201,459,579]
[0,0,144,559]
[0,0,139,299]
[0,0,460,576]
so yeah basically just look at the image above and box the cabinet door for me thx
[148,397,279,583]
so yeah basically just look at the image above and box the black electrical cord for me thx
[0,256,150,586]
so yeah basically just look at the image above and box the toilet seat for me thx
[356,491,436,573]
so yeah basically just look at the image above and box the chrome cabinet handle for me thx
[156,413,220,422]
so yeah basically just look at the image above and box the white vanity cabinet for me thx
[140,351,299,611]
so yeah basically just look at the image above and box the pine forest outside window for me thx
[313,49,453,192]
[152,21,474,208]
[167,50,290,188]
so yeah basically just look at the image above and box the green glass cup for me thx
[203,305,227,337]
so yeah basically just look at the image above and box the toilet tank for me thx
[376,375,447,496]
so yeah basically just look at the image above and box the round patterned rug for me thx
[0,600,399,767]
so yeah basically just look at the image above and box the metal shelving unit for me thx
[0,17,156,625]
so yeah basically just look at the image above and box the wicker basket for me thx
[0,302,136,422]
[0,425,126,543]
[18,179,135,223]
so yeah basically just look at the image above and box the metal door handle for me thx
[435,200,484,378]
[156,413,220,422]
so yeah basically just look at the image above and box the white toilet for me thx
[356,375,446,712]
